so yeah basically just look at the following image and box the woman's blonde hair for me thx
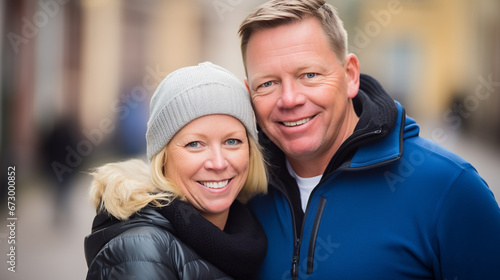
[89,133,267,220]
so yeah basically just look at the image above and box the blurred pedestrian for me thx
[40,116,80,226]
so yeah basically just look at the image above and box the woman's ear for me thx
[344,53,360,99]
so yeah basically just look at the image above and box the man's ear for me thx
[344,53,360,99]
[244,77,251,97]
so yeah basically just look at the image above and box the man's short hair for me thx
[238,0,348,68]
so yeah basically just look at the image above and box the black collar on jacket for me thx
[258,73,398,232]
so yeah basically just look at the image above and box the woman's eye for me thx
[225,139,241,146]
[305,73,316,79]
[186,141,201,148]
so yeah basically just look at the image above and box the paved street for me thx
[0,173,95,280]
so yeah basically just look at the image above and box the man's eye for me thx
[261,81,273,88]
[305,73,316,78]
[225,139,241,146]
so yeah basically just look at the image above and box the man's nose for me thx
[277,79,306,109]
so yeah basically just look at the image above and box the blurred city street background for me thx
[1,0,499,279]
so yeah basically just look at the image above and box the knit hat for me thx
[146,61,257,161]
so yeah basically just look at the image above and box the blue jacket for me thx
[249,74,500,280]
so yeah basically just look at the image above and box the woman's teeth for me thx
[283,117,311,127]
[201,180,229,189]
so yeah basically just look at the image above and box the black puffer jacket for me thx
[85,208,230,279]
[84,200,267,280]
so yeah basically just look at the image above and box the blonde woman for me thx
[84,62,268,280]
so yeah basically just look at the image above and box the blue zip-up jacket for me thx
[249,74,500,280]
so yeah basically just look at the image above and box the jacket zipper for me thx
[291,238,300,278]
[285,128,397,278]
[307,197,327,274]
[271,173,302,279]
[296,129,389,277]
[281,187,302,280]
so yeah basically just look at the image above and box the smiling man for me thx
[245,16,359,178]
[239,0,500,279]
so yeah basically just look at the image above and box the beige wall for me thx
[79,0,121,130]
[352,0,480,118]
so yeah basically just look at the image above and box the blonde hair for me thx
[237,136,268,203]
[89,133,267,220]
[238,0,348,67]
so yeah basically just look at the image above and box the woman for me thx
[84,62,268,279]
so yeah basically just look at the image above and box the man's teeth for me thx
[283,118,311,127]
[201,180,229,189]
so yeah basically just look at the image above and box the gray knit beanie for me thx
[146,61,258,161]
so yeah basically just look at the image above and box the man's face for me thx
[245,17,359,174]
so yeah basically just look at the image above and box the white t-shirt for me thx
[286,160,322,212]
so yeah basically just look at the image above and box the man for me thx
[238,0,500,279]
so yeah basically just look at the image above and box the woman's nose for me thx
[204,148,228,171]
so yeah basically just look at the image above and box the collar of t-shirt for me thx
[286,160,322,212]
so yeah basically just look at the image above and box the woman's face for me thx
[165,114,249,225]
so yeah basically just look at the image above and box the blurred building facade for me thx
[347,0,500,145]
